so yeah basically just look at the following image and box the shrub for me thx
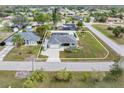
[104,63,123,81]
[23,78,35,88]
[113,26,122,37]
[107,26,113,30]
[90,72,105,82]
[81,72,91,81]
[55,69,72,82]
[29,71,44,82]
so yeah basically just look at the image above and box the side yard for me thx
[60,31,120,62]
[4,45,40,61]
[93,24,124,44]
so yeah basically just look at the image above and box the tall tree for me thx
[52,8,61,29]
[12,15,28,26]
[12,34,24,48]
[113,26,122,37]
[34,12,51,23]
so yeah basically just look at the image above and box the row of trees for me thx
[90,8,124,22]
[23,63,123,88]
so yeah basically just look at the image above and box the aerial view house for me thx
[46,31,78,49]
[58,23,77,30]
[106,17,123,24]
[5,32,40,46]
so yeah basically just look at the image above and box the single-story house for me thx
[106,17,123,24]
[72,16,83,21]
[58,24,77,30]
[47,31,78,49]
[4,32,40,46]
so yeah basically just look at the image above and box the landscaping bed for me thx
[60,31,120,62]
[0,71,124,88]
[93,24,124,44]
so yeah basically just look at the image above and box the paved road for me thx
[84,23,124,56]
[0,46,14,61]
[0,61,114,71]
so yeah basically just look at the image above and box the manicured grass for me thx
[60,32,119,62]
[4,45,40,61]
[37,54,48,62]
[93,24,124,44]
[0,71,24,88]
[0,71,124,88]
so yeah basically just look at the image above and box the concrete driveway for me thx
[41,48,64,62]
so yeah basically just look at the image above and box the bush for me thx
[55,70,72,82]
[81,72,91,81]
[23,78,35,88]
[29,71,44,82]
[113,26,122,37]
[81,72,105,83]
[90,72,105,82]
[107,26,113,30]
[104,63,123,81]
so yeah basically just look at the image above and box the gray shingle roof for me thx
[5,32,40,43]
[48,34,76,45]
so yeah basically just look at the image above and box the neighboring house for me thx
[73,16,83,22]
[106,17,123,24]
[58,24,77,30]
[4,32,40,46]
[47,31,78,49]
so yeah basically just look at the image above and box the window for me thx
[61,43,70,46]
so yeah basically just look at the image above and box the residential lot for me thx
[93,24,124,44]
[4,46,40,61]
[0,71,124,88]
[60,31,120,62]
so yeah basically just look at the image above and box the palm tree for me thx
[52,8,61,29]
[12,34,24,48]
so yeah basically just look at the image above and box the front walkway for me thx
[41,48,64,62]
[0,46,14,61]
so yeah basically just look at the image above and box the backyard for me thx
[0,71,124,88]
[60,31,120,62]
[93,24,124,44]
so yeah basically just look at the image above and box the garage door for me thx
[5,42,13,46]
[49,44,60,49]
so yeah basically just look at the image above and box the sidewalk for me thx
[0,61,114,71]
[0,46,14,61]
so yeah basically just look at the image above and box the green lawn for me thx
[0,71,124,88]
[4,45,40,61]
[0,71,24,88]
[60,32,119,62]
[93,24,124,44]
